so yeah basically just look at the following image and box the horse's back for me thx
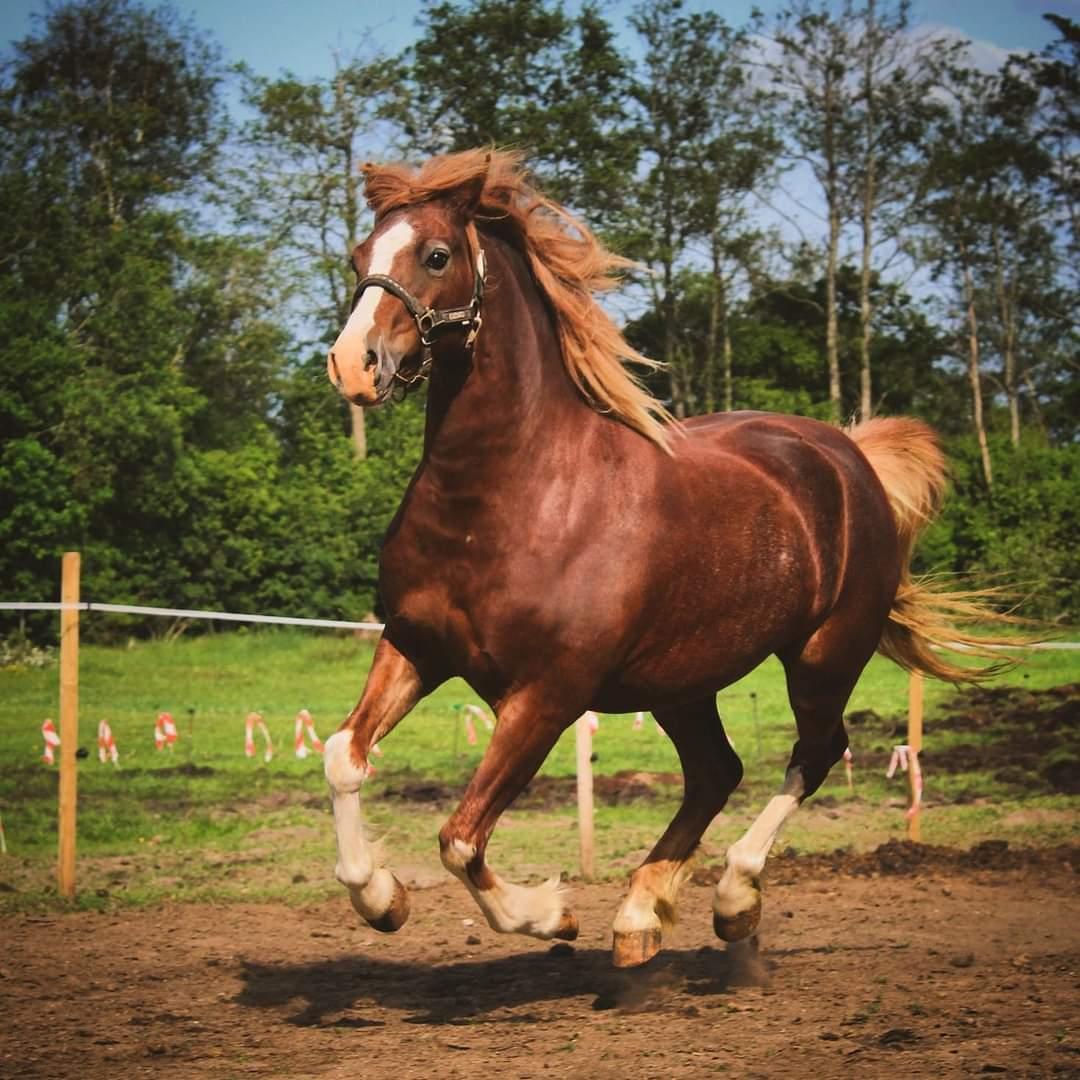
[582,410,900,707]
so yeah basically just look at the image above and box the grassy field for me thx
[0,628,1076,911]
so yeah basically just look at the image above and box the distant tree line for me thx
[1,0,1077,640]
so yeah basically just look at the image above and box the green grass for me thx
[0,628,1077,911]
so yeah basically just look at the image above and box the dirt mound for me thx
[691,838,1080,885]
[383,770,683,810]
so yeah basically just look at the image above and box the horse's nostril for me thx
[364,350,378,372]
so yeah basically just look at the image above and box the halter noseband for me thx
[350,248,487,388]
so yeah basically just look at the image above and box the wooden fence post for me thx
[575,714,595,880]
[907,670,924,842]
[58,552,80,899]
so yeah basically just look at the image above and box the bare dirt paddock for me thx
[2,846,1078,1080]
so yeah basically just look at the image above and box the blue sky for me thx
[2,0,1077,80]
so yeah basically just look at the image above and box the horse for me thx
[322,148,999,968]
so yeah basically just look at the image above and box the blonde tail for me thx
[848,417,1012,683]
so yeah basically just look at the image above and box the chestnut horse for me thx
[323,149,992,967]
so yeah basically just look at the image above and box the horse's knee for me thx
[324,729,368,793]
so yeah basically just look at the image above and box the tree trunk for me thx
[722,306,734,413]
[336,58,367,461]
[349,402,367,459]
[858,0,877,423]
[991,227,1020,446]
[662,259,686,417]
[962,262,993,490]
[705,238,723,414]
[824,71,843,424]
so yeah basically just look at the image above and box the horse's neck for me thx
[422,237,588,469]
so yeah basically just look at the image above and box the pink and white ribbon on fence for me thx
[154,711,178,751]
[97,720,119,765]
[41,718,60,764]
[461,704,494,746]
[244,711,274,762]
[886,743,923,818]
[294,709,324,759]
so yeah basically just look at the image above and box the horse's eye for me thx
[425,249,450,271]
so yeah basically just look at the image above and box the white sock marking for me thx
[325,730,395,919]
[715,769,805,919]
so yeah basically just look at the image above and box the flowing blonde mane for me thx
[362,148,674,450]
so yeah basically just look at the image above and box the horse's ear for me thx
[451,155,490,219]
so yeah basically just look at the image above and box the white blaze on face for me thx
[334,219,416,360]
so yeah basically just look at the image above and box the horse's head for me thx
[327,196,485,406]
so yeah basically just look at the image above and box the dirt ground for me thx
[2,845,1078,1080]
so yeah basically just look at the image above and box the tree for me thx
[759,1,951,423]
[761,0,863,423]
[621,0,774,418]
[394,0,635,221]
[920,60,1059,488]
[0,0,287,631]
[846,0,958,421]
[237,53,399,459]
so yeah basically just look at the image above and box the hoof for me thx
[612,927,662,968]
[553,910,579,941]
[713,895,761,943]
[361,875,410,933]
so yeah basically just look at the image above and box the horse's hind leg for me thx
[438,688,582,942]
[612,697,743,967]
[324,636,425,933]
[713,635,868,942]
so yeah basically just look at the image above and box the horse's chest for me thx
[380,521,500,641]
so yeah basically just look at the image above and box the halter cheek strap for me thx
[350,249,487,387]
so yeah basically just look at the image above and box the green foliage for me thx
[399,0,635,218]
[0,0,1077,634]
[920,438,1080,622]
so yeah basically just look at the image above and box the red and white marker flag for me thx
[633,711,644,731]
[41,718,60,764]
[294,709,324,759]
[461,704,494,747]
[154,712,178,751]
[886,743,922,819]
[97,720,119,765]
[244,711,274,762]
[843,746,854,791]
[584,710,600,734]
[464,704,494,732]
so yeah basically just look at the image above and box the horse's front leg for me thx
[438,690,580,942]
[324,636,425,932]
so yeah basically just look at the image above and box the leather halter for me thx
[350,248,487,388]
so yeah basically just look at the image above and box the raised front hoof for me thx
[553,910,579,941]
[356,875,410,934]
[713,897,761,943]
[612,927,662,968]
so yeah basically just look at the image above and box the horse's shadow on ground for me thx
[235,940,770,1027]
